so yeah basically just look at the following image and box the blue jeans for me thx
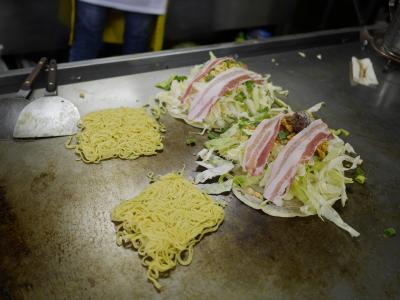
[69,1,156,61]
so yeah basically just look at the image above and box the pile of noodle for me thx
[111,173,225,289]
[66,107,163,163]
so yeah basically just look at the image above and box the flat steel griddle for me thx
[1,28,399,299]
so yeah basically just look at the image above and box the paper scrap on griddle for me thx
[351,57,379,86]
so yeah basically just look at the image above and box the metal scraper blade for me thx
[13,96,80,138]
[15,88,32,99]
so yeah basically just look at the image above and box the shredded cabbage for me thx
[155,54,291,130]
[197,179,233,194]
[155,53,363,237]
[197,117,363,237]
[194,153,234,184]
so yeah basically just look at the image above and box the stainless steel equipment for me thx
[0,57,47,139]
[0,28,399,299]
[383,0,400,56]
[13,59,80,138]
[368,0,400,65]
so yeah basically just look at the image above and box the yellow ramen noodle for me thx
[66,107,163,163]
[111,173,224,289]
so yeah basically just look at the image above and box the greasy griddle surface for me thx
[1,43,400,299]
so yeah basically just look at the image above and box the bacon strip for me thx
[263,119,331,205]
[180,57,233,104]
[242,114,284,176]
[188,68,263,122]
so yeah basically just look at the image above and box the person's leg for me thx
[69,1,108,61]
[123,12,157,54]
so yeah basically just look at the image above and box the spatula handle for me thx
[20,57,47,92]
[46,59,57,95]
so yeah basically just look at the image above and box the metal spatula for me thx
[0,57,47,140]
[13,59,80,138]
